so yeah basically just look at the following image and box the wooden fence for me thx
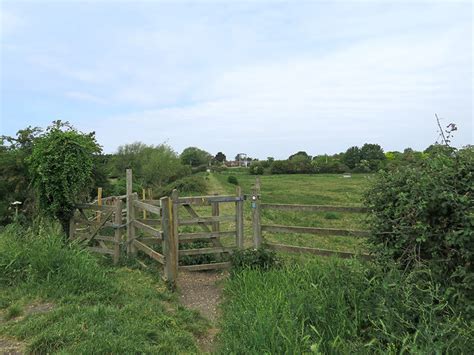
[251,177,371,259]
[70,172,371,288]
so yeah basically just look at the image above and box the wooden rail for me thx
[133,200,161,215]
[133,240,165,264]
[255,188,370,260]
[265,242,371,260]
[179,231,236,242]
[261,224,369,237]
[177,195,244,205]
[261,203,368,213]
[178,215,235,225]
[179,246,234,256]
[133,220,162,238]
[179,262,231,271]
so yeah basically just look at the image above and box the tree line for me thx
[0,121,467,227]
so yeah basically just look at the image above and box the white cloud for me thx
[90,21,470,157]
[65,91,107,104]
[0,8,24,38]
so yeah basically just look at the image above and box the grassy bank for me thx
[218,257,473,354]
[0,223,207,353]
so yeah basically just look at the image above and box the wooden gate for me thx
[69,196,125,265]
[173,188,245,272]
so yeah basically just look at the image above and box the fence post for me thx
[236,186,244,248]
[126,169,137,256]
[211,193,220,234]
[252,177,262,248]
[162,196,177,285]
[97,187,103,223]
[68,215,75,240]
[142,188,147,220]
[113,198,122,265]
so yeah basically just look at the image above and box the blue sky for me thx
[1,0,472,158]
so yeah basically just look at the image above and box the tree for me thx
[180,147,212,167]
[113,142,148,176]
[142,145,190,186]
[360,143,385,171]
[215,151,226,163]
[343,146,361,169]
[289,151,311,161]
[0,126,43,224]
[28,121,101,236]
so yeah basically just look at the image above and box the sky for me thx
[0,0,472,159]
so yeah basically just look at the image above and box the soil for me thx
[177,270,228,353]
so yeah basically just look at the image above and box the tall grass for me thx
[0,222,206,353]
[218,258,473,354]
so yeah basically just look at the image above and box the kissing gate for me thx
[69,169,245,286]
[69,169,370,288]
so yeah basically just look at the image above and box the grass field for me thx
[210,171,372,253]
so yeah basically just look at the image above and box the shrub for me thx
[230,248,279,271]
[156,176,207,197]
[28,121,101,236]
[249,163,264,175]
[227,175,239,185]
[365,147,473,316]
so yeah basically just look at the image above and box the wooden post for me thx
[211,193,222,260]
[126,169,137,256]
[142,188,147,220]
[236,186,244,249]
[164,190,179,286]
[162,195,177,286]
[68,215,75,240]
[97,187,102,222]
[113,198,122,265]
[252,177,262,248]
[211,193,220,233]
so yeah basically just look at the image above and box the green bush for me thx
[365,147,473,316]
[249,163,264,175]
[156,176,207,197]
[28,122,101,235]
[230,248,279,271]
[227,175,239,185]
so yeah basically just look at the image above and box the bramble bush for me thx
[28,122,101,236]
[365,146,473,317]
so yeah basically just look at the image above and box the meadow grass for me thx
[0,222,207,354]
[217,257,473,354]
[212,171,371,252]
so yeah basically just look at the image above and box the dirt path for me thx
[207,174,229,195]
[177,270,227,354]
